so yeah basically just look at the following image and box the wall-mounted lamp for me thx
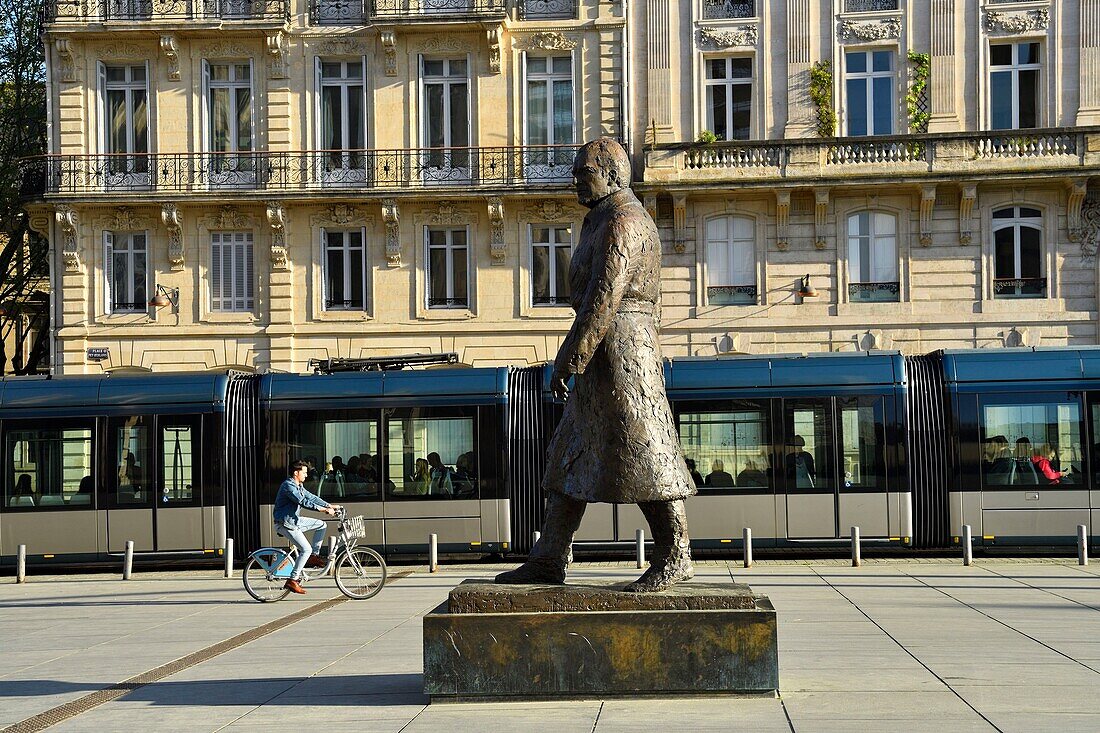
[797,274,818,300]
[148,285,180,309]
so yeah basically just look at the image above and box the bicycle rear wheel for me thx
[334,547,387,600]
[243,550,292,603]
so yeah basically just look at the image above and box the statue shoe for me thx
[494,558,566,585]
[623,553,695,593]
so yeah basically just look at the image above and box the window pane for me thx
[1019,42,1040,65]
[708,85,727,140]
[846,51,867,74]
[1020,207,1041,218]
[678,405,771,491]
[321,62,342,78]
[132,249,146,306]
[1019,226,1041,279]
[994,227,1015,279]
[211,88,230,152]
[847,78,868,135]
[426,84,444,148]
[552,56,571,74]
[132,90,148,154]
[555,244,571,300]
[235,64,251,80]
[349,248,364,308]
[731,83,751,140]
[236,88,252,152]
[210,63,229,82]
[839,400,885,490]
[5,426,94,509]
[452,247,468,303]
[993,207,1016,219]
[981,398,1082,487]
[872,51,892,73]
[527,56,546,74]
[108,90,127,154]
[106,66,126,82]
[527,80,548,145]
[707,58,727,79]
[386,413,476,499]
[532,244,550,303]
[161,423,194,505]
[990,71,1013,130]
[449,59,467,76]
[115,418,151,506]
[730,57,752,78]
[290,414,381,501]
[531,226,550,244]
[326,244,345,306]
[786,405,832,490]
[1018,69,1038,128]
[990,44,1012,66]
[872,76,892,135]
[429,247,447,302]
[449,83,469,147]
[552,80,573,144]
[322,86,342,149]
[428,229,447,246]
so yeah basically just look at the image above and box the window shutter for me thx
[104,232,114,313]
[201,60,210,153]
[243,232,254,310]
[210,234,223,311]
[98,63,107,153]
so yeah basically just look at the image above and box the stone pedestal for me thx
[423,580,779,701]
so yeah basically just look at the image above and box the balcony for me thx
[45,0,288,23]
[848,282,900,303]
[517,0,577,20]
[308,0,505,24]
[993,277,1046,299]
[644,128,1100,191]
[19,146,579,201]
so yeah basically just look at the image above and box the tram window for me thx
[160,423,196,505]
[785,405,832,490]
[3,426,94,509]
[838,399,886,490]
[288,414,380,501]
[678,407,771,490]
[386,410,477,500]
[980,397,1082,487]
[113,417,152,506]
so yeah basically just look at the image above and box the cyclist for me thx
[274,460,343,594]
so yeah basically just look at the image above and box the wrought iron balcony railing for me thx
[848,282,900,303]
[517,0,577,20]
[647,127,1100,189]
[309,0,367,23]
[701,0,755,20]
[428,297,468,308]
[325,298,365,310]
[372,0,505,18]
[20,146,579,199]
[843,0,898,12]
[46,0,288,22]
[532,294,571,306]
[707,285,757,305]
[993,277,1046,299]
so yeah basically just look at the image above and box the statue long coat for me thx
[542,188,697,504]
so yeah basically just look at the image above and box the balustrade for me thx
[828,140,926,165]
[976,134,1077,159]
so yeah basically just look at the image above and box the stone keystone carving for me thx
[487,197,506,265]
[56,205,80,272]
[160,36,180,81]
[698,25,759,49]
[838,17,902,43]
[382,199,401,267]
[266,202,288,270]
[162,203,184,270]
[55,39,76,83]
[266,32,288,80]
[983,9,1049,35]
[487,28,501,74]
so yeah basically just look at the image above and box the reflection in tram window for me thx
[290,416,380,501]
[839,400,886,489]
[679,407,771,490]
[115,418,151,505]
[387,413,476,499]
[786,406,831,490]
[981,398,1082,487]
[161,424,194,504]
[4,427,94,508]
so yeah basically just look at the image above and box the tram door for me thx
[783,400,838,538]
[105,415,204,552]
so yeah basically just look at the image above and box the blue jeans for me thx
[275,517,327,580]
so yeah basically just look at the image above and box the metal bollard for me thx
[224,538,234,579]
[851,526,861,568]
[17,544,26,584]
[963,525,973,566]
[429,533,439,573]
[1078,525,1089,566]
[743,527,753,569]
[123,540,134,580]
[635,529,645,569]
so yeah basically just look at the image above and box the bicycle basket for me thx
[343,515,367,539]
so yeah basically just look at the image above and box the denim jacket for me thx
[273,478,330,528]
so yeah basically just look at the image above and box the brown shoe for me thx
[283,579,306,594]
[305,555,326,569]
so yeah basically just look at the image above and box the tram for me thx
[2,347,1098,566]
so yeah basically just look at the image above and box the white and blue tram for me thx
[1,347,1098,567]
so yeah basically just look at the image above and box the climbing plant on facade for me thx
[906,51,931,133]
[809,60,837,137]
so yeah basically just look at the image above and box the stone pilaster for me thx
[784,0,813,138]
[1080,0,1100,124]
[645,0,672,141]
[928,0,959,131]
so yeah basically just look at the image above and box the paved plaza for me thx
[2,558,1099,732]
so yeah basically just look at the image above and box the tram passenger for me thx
[273,460,343,595]
[785,435,817,489]
[427,452,454,495]
[453,453,475,497]
[704,459,735,487]
[371,454,396,496]
[1013,438,1039,484]
[684,458,705,487]
[736,458,769,488]
[1031,444,1071,485]
[410,458,431,495]
[984,435,1013,484]
[10,474,34,507]
[71,475,94,505]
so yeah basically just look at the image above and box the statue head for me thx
[572,137,632,208]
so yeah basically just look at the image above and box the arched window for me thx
[992,206,1044,298]
[705,216,755,305]
[847,211,899,302]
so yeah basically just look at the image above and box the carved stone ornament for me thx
[380,31,397,76]
[429,201,471,225]
[382,199,401,267]
[55,39,76,83]
[160,36,180,81]
[487,28,501,74]
[266,202,288,271]
[512,32,578,51]
[1074,191,1100,260]
[267,32,289,80]
[1066,180,1087,241]
[421,36,473,54]
[814,188,829,249]
[642,195,657,222]
[698,25,759,49]
[196,41,254,59]
[56,205,80,273]
[525,199,571,221]
[919,184,936,246]
[488,197,506,265]
[98,42,149,60]
[672,194,687,254]
[213,205,249,230]
[838,17,902,43]
[316,38,369,57]
[162,203,184,271]
[775,190,791,251]
[311,204,365,227]
[959,183,976,245]
[94,206,153,232]
[983,9,1050,35]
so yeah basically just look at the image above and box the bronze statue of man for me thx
[497,138,696,593]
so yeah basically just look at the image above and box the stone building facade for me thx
[21,0,1100,374]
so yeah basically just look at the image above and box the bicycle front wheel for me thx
[334,547,387,600]
[243,550,292,603]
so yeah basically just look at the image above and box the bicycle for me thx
[242,508,387,602]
